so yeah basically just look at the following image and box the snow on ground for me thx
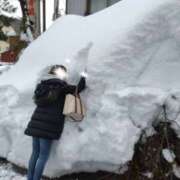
[0,0,180,178]
[0,66,8,73]
[162,148,176,163]
[0,64,12,74]
[0,162,25,180]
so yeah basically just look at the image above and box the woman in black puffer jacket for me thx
[24,65,86,180]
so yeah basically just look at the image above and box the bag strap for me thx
[75,86,78,96]
[74,86,83,115]
[74,86,78,113]
[79,94,83,115]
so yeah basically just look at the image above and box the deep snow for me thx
[0,0,180,178]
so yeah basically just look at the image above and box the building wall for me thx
[66,0,87,15]
[90,0,120,13]
[108,0,120,6]
[90,0,107,14]
[66,0,120,15]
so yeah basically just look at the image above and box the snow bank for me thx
[0,0,180,177]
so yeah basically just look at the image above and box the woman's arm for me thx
[62,77,86,94]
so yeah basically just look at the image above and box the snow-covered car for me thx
[0,0,180,178]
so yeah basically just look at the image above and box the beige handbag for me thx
[63,87,86,121]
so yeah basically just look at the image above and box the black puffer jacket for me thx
[24,77,86,140]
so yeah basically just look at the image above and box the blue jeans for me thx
[27,137,52,180]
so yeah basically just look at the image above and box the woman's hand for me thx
[80,68,88,78]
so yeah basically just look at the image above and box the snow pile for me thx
[0,64,12,74]
[2,26,16,36]
[0,0,180,178]
[0,0,22,19]
[162,149,176,163]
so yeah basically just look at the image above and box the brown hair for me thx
[49,65,67,75]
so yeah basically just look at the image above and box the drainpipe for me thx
[65,0,68,14]
[85,0,91,16]
[42,0,46,32]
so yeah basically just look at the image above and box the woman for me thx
[24,64,87,180]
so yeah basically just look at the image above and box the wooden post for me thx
[42,0,46,32]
